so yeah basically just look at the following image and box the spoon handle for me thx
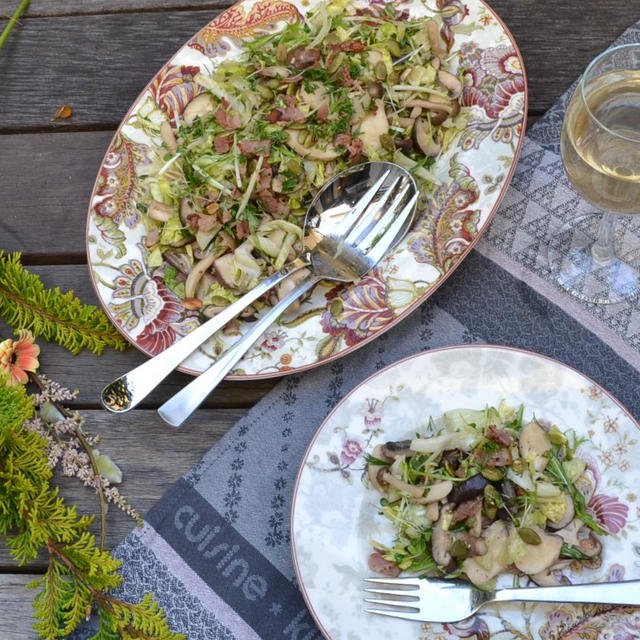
[157,276,319,427]
[100,260,308,413]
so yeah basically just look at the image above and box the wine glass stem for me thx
[591,212,617,265]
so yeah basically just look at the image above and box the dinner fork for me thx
[102,162,417,415]
[157,169,418,426]
[364,576,640,623]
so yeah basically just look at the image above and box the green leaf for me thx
[0,251,129,355]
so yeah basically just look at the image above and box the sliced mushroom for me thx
[213,252,237,289]
[147,200,174,222]
[196,271,217,301]
[426,19,447,57]
[431,503,456,569]
[160,120,178,154]
[185,254,216,299]
[461,521,510,587]
[530,560,572,586]
[555,518,602,557]
[367,445,391,492]
[183,94,215,127]
[163,250,192,275]
[357,98,389,152]
[381,471,424,499]
[299,84,328,112]
[276,268,311,313]
[437,69,463,99]
[381,440,414,459]
[519,421,552,471]
[408,480,453,504]
[257,65,291,78]
[412,118,441,156]
[285,130,339,161]
[511,525,563,575]
[287,46,321,70]
[180,196,198,227]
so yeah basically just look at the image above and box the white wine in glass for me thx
[549,44,640,304]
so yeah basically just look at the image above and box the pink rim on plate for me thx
[86,0,528,379]
[290,344,640,640]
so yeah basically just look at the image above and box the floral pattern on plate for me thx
[86,0,526,378]
[291,345,640,640]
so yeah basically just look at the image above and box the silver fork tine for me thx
[363,587,419,598]
[332,170,390,236]
[365,192,418,262]
[343,176,402,244]
[364,597,418,609]
[364,577,421,586]
[358,186,415,250]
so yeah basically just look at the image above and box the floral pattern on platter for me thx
[86,0,526,377]
[188,0,302,57]
[291,346,640,640]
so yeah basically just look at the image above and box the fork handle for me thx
[494,580,640,606]
[157,275,320,427]
[100,258,309,413]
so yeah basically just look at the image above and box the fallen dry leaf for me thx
[51,105,73,121]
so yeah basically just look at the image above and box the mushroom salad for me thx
[366,402,606,589]
[136,0,467,320]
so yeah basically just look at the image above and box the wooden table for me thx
[0,0,636,636]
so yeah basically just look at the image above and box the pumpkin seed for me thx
[511,458,525,473]
[374,60,388,80]
[480,467,503,481]
[257,84,274,100]
[517,527,542,545]
[385,39,402,58]
[450,539,469,560]
[328,52,345,74]
[380,134,395,152]
[276,42,288,63]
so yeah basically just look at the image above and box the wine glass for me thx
[547,43,640,304]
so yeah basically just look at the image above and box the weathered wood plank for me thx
[1,0,228,16]
[0,2,635,131]
[0,11,219,130]
[0,407,245,570]
[0,263,281,407]
[0,574,38,640]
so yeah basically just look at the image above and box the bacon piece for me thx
[487,448,513,468]
[215,99,242,130]
[451,497,482,525]
[340,40,366,53]
[368,550,401,577]
[213,135,233,153]
[316,101,329,122]
[235,219,251,239]
[340,66,355,87]
[257,189,288,217]
[187,213,220,232]
[333,132,352,148]
[238,139,272,157]
[486,425,514,447]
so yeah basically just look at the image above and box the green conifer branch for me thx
[0,377,184,640]
[0,252,129,355]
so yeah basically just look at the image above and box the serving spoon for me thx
[101,161,418,415]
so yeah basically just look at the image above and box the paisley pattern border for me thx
[86,0,527,377]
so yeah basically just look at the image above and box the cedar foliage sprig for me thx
[0,252,128,355]
[0,374,184,640]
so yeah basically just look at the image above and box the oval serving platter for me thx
[86,0,527,378]
[291,345,640,640]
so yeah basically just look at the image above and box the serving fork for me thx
[102,162,418,419]
[364,576,640,623]
[156,164,418,426]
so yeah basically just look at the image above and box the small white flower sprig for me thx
[23,371,142,548]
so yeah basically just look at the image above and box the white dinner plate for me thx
[291,345,640,640]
